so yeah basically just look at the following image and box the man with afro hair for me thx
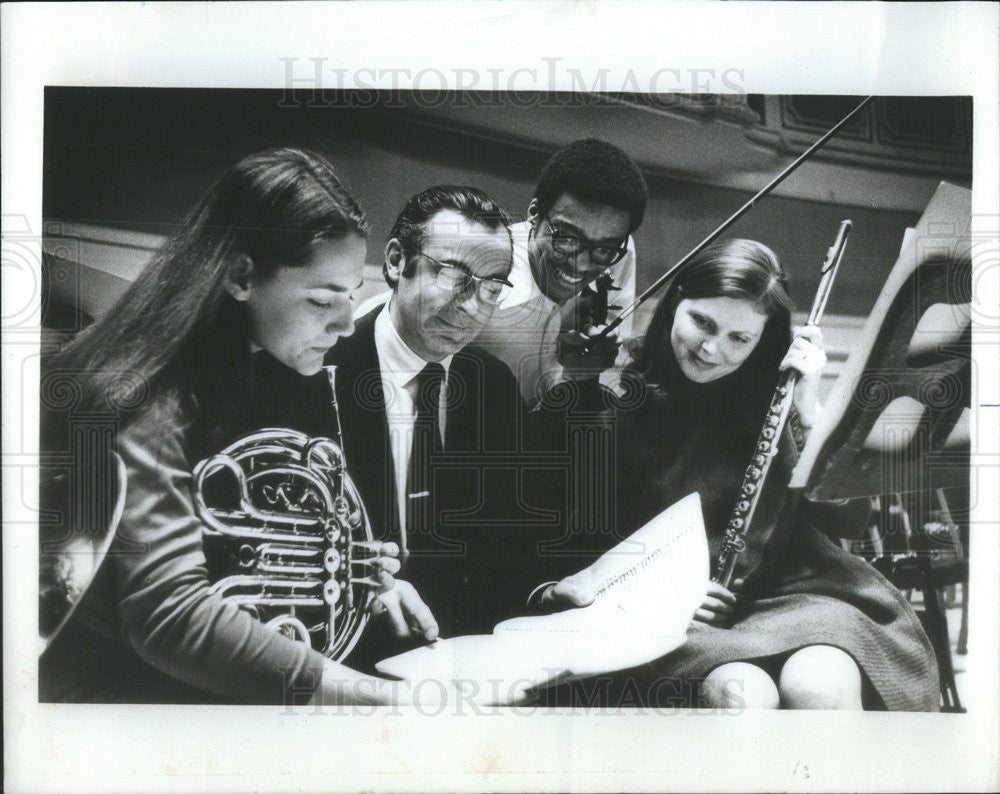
[472,138,648,407]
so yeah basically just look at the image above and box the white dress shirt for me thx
[373,302,453,533]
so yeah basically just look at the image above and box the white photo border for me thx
[3,2,998,792]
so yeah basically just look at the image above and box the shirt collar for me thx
[499,220,549,310]
[374,300,453,391]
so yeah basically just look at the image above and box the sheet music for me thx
[376,493,709,693]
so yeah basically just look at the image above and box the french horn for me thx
[191,367,377,660]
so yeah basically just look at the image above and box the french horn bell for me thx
[192,427,377,660]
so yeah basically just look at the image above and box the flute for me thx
[711,219,853,588]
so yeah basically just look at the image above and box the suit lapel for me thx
[444,351,481,452]
[326,310,398,542]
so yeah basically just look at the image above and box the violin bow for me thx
[593,95,874,342]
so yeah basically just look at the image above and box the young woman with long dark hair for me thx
[40,148,435,704]
[543,239,939,710]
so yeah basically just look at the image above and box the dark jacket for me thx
[318,308,555,654]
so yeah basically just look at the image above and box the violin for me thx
[556,273,623,375]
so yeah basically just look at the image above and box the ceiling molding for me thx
[391,94,971,213]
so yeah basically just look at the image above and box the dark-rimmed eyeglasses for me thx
[418,251,514,305]
[540,212,629,268]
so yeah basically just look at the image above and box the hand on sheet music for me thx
[370,579,439,642]
[693,578,743,626]
[781,325,827,430]
[378,495,710,693]
[537,569,598,612]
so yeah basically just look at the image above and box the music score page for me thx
[376,493,709,694]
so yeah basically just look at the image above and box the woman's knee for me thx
[702,662,779,710]
[779,645,863,710]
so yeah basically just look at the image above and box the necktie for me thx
[405,362,445,552]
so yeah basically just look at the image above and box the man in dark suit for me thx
[323,185,547,660]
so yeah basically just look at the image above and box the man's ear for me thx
[224,255,255,302]
[384,238,404,286]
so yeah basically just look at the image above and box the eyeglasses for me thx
[540,213,629,268]
[418,251,514,305]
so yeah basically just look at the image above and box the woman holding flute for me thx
[542,238,939,710]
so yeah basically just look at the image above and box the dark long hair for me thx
[626,238,794,438]
[44,148,368,444]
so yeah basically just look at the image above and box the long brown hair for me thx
[43,148,368,442]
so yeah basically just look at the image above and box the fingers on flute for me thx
[781,350,823,376]
[705,581,737,604]
[694,608,727,625]
[780,354,801,373]
[792,324,823,344]
[701,596,734,616]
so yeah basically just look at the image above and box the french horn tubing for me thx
[191,366,376,661]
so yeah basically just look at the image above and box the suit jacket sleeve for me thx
[110,409,327,704]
